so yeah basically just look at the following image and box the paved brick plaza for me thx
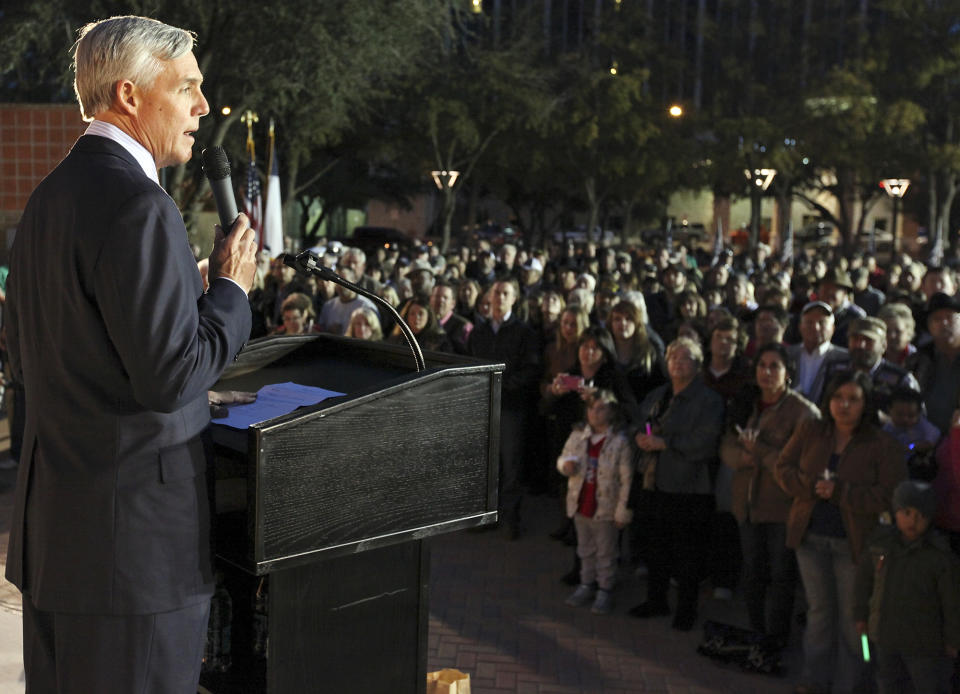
[427,494,798,694]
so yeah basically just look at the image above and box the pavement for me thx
[0,409,801,693]
[427,496,800,694]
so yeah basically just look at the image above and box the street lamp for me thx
[431,170,459,189]
[668,104,683,118]
[744,168,777,191]
[744,168,777,249]
[880,178,910,253]
[432,170,460,254]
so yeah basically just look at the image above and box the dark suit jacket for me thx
[467,314,540,410]
[5,136,251,615]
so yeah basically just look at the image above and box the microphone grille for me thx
[201,146,231,180]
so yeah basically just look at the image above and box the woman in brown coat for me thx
[720,343,819,648]
[775,370,905,694]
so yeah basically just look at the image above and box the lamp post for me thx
[880,178,910,253]
[431,170,460,253]
[744,168,776,250]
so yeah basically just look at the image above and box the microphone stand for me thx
[283,251,425,372]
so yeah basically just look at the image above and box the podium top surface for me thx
[210,333,503,574]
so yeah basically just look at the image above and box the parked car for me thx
[796,221,838,248]
[552,228,617,245]
[350,226,418,255]
[640,223,707,247]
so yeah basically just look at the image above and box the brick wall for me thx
[0,104,87,233]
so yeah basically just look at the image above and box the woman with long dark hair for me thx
[776,371,905,694]
[608,301,666,403]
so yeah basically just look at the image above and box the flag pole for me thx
[242,110,258,163]
[265,119,275,219]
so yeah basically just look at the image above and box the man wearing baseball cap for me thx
[787,301,849,404]
[520,257,544,297]
[823,316,920,413]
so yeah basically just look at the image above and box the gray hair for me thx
[878,302,916,339]
[73,16,196,122]
[666,336,704,368]
[341,246,366,265]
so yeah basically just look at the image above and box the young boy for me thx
[557,390,633,615]
[854,480,960,694]
[882,387,941,481]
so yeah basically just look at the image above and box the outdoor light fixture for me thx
[744,168,777,190]
[880,179,910,198]
[471,0,482,14]
[668,105,683,117]
[609,61,619,76]
[881,178,911,252]
[221,106,232,116]
[431,170,460,189]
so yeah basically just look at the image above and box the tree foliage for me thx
[4,0,960,251]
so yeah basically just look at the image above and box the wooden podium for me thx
[198,333,501,694]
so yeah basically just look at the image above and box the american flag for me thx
[242,158,263,244]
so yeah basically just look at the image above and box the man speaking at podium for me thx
[4,16,257,694]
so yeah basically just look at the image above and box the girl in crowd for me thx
[344,307,383,341]
[607,301,666,403]
[377,284,400,337]
[456,279,482,324]
[558,390,633,616]
[664,289,707,343]
[543,326,636,553]
[538,290,566,345]
[389,298,452,353]
[776,371,905,694]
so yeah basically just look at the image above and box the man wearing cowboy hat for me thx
[818,266,866,346]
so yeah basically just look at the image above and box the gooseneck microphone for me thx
[283,251,426,372]
[201,146,239,233]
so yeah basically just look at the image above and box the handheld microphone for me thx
[201,146,239,233]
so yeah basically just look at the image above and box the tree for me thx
[868,0,960,254]
[1,0,448,240]
[396,8,555,252]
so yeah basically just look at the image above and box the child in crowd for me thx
[882,387,941,481]
[557,390,633,615]
[854,480,960,694]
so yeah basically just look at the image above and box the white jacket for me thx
[557,425,634,525]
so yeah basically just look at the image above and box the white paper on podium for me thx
[216,381,345,429]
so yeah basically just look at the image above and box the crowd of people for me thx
[249,234,960,694]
